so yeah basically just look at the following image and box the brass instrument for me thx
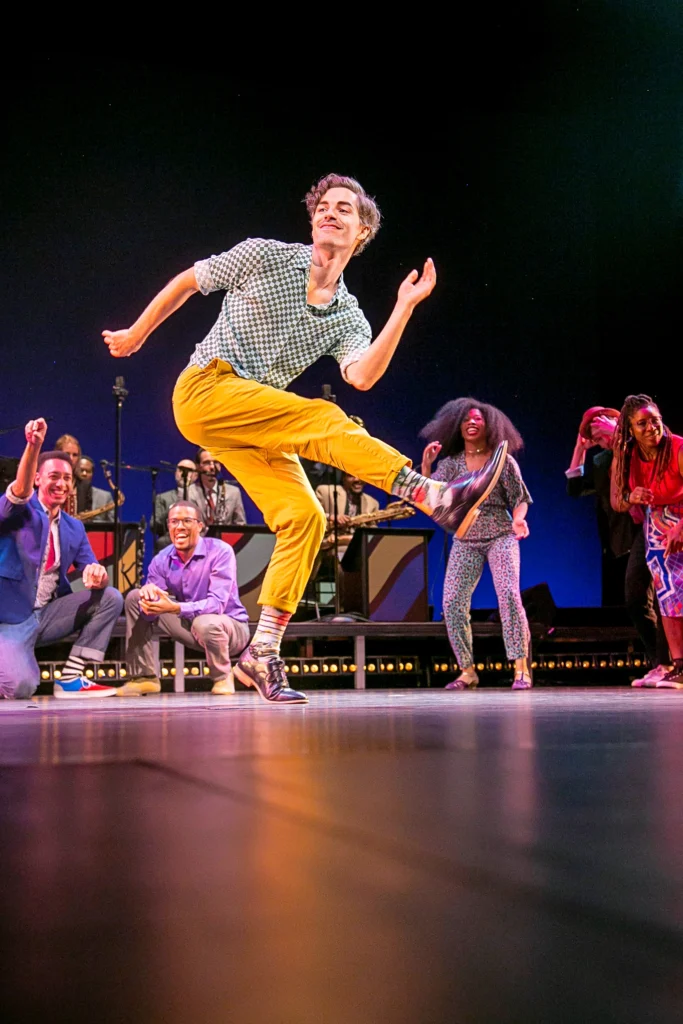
[320,501,415,550]
[73,465,125,522]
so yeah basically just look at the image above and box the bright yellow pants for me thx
[173,360,410,613]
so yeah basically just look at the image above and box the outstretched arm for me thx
[345,259,437,390]
[103,267,200,358]
[12,419,48,500]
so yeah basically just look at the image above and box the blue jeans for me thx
[0,587,124,699]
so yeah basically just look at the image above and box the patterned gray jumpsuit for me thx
[434,454,533,669]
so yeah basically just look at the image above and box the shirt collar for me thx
[170,535,207,565]
[293,244,349,307]
[38,498,61,523]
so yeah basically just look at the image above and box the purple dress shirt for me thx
[146,537,248,622]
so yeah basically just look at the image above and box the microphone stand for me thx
[104,459,174,548]
[112,376,128,592]
[159,460,194,501]
[322,384,341,616]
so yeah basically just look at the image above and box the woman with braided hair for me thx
[422,398,533,690]
[610,395,683,687]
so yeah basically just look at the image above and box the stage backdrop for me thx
[2,23,682,616]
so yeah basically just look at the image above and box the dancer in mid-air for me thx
[104,173,506,704]
[422,398,532,690]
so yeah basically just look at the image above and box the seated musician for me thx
[0,419,123,699]
[54,434,114,521]
[77,456,114,522]
[120,499,250,696]
[315,472,380,559]
[153,458,198,551]
[188,449,247,527]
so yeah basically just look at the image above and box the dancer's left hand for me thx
[512,519,529,539]
[397,258,437,309]
[664,524,683,557]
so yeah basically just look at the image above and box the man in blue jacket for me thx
[0,418,124,699]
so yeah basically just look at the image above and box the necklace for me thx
[465,446,487,455]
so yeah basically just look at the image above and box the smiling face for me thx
[36,458,73,512]
[460,408,487,446]
[311,187,370,256]
[629,404,663,451]
[197,451,218,486]
[167,505,203,555]
[342,474,364,495]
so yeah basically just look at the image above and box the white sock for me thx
[61,655,86,681]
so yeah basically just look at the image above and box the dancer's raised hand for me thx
[102,328,145,358]
[397,258,437,309]
[25,418,47,447]
[421,441,442,476]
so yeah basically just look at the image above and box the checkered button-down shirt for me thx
[189,238,372,390]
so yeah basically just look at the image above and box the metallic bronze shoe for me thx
[234,647,308,704]
[432,441,508,538]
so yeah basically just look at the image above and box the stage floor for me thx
[2,687,683,1023]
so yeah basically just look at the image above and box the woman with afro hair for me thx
[422,398,532,690]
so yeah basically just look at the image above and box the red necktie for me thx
[44,524,56,571]
[206,490,215,524]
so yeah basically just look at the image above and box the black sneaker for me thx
[431,441,508,538]
[656,664,683,689]
[234,647,308,704]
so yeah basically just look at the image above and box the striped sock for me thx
[251,606,292,659]
[61,655,86,681]
[391,466,445,510]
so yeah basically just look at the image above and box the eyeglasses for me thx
[168,517,200,527]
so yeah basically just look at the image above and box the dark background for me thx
[2,2,681,616]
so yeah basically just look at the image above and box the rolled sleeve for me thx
[194,238,273,295]
[332,309,372,381]
[4,482,31,505]
[503,456,532,508]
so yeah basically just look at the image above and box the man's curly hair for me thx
[303,173,381,256]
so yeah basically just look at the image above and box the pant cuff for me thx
[72,645,105,662]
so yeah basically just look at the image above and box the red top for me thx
[629,433,683,505]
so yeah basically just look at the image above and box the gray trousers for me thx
[124,589,250,681]
[0,587,124,699]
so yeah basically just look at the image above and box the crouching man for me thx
[120,499,250,695]
[0,419,123,699]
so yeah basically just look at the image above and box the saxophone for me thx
[320,501,415,550]
[74,466,125,522]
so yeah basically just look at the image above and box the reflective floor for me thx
[2,687,683,1023]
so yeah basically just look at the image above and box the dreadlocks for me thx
[420,397,523,457]
[612,394,673,504]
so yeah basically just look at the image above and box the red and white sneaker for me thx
[53,676,117,699]
[631,665,672,688]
